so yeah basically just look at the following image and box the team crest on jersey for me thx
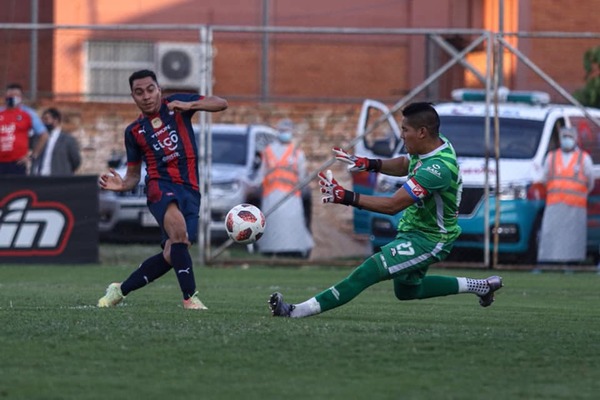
[151,118,162,129]
[412,160,423,174]
[407,177,428,198]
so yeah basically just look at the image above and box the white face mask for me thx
[560,136,576,151]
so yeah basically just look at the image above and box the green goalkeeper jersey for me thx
[396,134,462,243]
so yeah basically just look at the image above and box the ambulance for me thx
[352,90,600,263]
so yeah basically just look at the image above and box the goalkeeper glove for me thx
[332,147,382,173]
[318,170,361,207]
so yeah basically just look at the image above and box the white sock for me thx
[290,297,321,318]
[456,277,489,295]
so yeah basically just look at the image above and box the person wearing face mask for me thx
[0,83,48,175]
[537,127,595,266]
[33,107,81,176]
[258,118,314,259]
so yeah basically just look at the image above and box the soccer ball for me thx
[224,203,266,244]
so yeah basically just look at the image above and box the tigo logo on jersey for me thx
[152,131,179,151]
[0,190,74,255]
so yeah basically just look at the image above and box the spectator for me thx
[258,119,314,258]
[537,127,595,265]
[34,107,81,176]
[0,83,48,175]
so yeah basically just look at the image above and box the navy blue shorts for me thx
[146,180,201,244]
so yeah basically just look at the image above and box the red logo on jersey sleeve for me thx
[407,178,428,198]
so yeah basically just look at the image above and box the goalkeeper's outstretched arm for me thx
[319,169,416,215]
[332,147,409,176]
[379,155,410,177]
[353,186,415,215]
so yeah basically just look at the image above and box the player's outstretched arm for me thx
[319,169,415,215]
[332,147,381,173]
[99,164,141,192]
[319,169,360,206]
[380,156,410,177]
[167,95,228,113]
[331,147,409,177]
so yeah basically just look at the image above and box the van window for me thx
[362,106,400,156]
[213,134,248,165]
[440,116,545,159]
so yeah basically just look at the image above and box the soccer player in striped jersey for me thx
[269,102,503,318]
[98,69,227,310]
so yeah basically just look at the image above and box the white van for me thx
[352,90,600,263]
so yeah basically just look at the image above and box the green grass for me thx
[1,249,600,400]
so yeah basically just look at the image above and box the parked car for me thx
[351,91,600,263]
[98,123,312,243]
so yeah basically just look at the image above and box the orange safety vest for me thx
[262,144,301,197]
[546,149,589,208]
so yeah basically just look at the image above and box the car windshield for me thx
[212,133,248,165]
[439,116,545,159]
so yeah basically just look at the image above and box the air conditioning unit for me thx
[155,42,202,89]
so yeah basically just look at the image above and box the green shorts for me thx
[373,231,454,285]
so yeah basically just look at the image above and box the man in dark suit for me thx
[36,107,81,176]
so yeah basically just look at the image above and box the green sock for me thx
[394,275,459,300]
[315,256,384,313]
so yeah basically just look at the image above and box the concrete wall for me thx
[37,99,364,183]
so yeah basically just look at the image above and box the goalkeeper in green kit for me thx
[268,102,503,318]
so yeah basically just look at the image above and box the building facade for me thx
[0,0,598,175]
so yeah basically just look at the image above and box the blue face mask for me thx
[278,132,293,143]
[560,136,576,151]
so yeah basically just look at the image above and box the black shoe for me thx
[478,276,503,307]
[268,292,294,317]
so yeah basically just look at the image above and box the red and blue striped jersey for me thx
[124,93,202,191]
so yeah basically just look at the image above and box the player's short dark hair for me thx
[128,69,159,90]
[43,107,62,122]
[402,102,440,136]
[6,83,23,92]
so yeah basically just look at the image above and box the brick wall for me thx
[514,0,600,96]
[37,99,367,189]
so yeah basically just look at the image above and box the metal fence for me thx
[2,23,600,268]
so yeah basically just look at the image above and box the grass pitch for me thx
[1,248,599,400]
